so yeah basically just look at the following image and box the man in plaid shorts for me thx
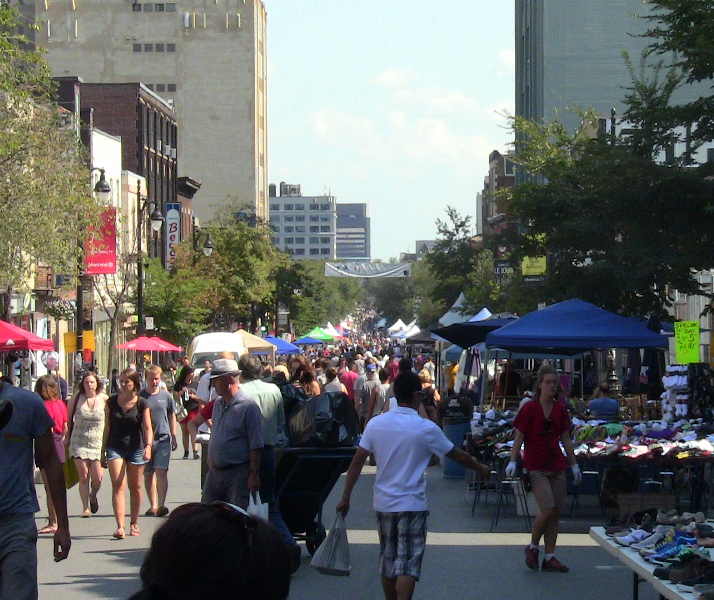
[337,372,489,600]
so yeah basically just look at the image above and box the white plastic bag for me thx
[310,514,351,576]
[247,491,268,520]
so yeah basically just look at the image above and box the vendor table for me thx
[590,526,697,600]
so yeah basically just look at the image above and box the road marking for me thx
[345,531,598,547]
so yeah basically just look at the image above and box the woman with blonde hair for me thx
[506,364,580,573]
[66,371,108,517]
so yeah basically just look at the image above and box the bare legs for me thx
[144,469,168,513]
[38,469,58,533]
[74,458,103,516]
[381,576,416,600]
[180,421,190,457]
[531,507,560,554]
[108,458,144,538]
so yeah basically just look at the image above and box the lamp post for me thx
[192,221,214,263]
[136,180,164,337]
[75,168,112,375]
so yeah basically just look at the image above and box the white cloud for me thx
[374,68,416,88]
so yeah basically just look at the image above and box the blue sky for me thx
[265,1,515,260]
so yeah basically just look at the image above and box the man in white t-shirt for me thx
[337,372,489,600]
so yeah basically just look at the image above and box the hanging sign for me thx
[85,207,117,275]
[674,320,700,364]
[164,203,181,267]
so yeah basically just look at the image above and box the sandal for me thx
[156,506,169,517]
[112,528,125,540]
[38,524,57,535]
[144,508,157,517]
[129,523,141,537]
[81,508,91,518]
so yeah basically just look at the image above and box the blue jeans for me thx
[0,513,38,600]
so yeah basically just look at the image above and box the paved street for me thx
[36,451,662,599]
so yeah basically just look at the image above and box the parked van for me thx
[187,332,247,368]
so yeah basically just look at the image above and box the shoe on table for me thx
[524,545,539,571]
[541,556,569,573]
[615,529,650,546]
[630,527,671,550]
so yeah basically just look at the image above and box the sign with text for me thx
[85,207,117,275]
[164,203,181,267]
[674,320,700,364]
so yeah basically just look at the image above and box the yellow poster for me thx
[521,256,547,276]
[64,331,96,353]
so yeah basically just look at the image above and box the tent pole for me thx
[479,347,489,408]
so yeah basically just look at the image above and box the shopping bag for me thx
[247,491,268,520]
[310,514,351,576]
[63,448,78,489]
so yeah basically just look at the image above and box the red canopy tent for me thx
[0,320,54,352]
[116,336,182,352]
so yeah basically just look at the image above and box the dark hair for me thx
[120,368,142,394]
[398,357,413,373]
[238,354,262,381]
[393,372,421,403]
[76,371,104,399]
[325,367,338,382]
[35,375,60,401]
[130,502,290,600]
[174,366,194,391]
[378,368,389,383]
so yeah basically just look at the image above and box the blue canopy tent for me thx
[294,336,324,346]
[485,299,668,352]
[263,336,301,354]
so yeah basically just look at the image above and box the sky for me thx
[265,0,515,260]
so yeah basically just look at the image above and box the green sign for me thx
[674,321,700,364]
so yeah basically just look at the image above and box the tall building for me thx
[515,0,707,135]
[268,183,337,260]
[16,0,268,223]
[480,150,515,238]
[336,204,370,261]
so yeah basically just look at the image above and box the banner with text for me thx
[674,320,700,364]
[164,203,181,267]
[85,207,117,275]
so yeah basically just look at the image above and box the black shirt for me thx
[107,394,147,454]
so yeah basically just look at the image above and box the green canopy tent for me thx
[303,326,334,342]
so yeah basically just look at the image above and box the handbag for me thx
[63,446,78,489]
[247,491,269,521]
[310,514,351,576]
[174,390,188,422]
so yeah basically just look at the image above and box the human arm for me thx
[506,429,525,477]
[141,403,154,461]
[246,404,264,492]
[560,429,581,484]
[35,432,71,561]
[445,447,490,479]
[335,447,369,516]
[367,386,378,421]
[247,449,261,492]
[65,395,77,446]
[169,411,178,451]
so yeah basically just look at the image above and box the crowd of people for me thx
[0,335,491,600]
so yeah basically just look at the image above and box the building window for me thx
[146,84,155,90]
[310,215,319,222]
[284,226,293,233]
[155,84,165,92]
[155,43,165,52]
[295,215,305,222]
[132,3,142,12]
[270,203,280,211]
[285,248,294,255]
[133,43,142,52]
[320,248,330,255]
[167,84,176,92]
[321,237,330,245]
[271,237,278,245]
[320,216,330,222]
[320,226,330,232]
[309,237,319,244]
[309,204,319,211]
[320,203,330,210]
[155,3,165,11]
[284,215,293,222]
[295,237,305,244]
[284,237,293,244]
[270,215,280,223]
[310,248,320,255]
[294,204,304,211]
[167,43,176,52]
[166,2,177,11]
[270,224,279,233]
[143,2,153,11]
[309,226,319,233]
[144,43,153,52]
[295,226,305,233]
[284,203,293,210]
[295,248,305,256]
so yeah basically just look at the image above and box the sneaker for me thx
[631,526,672,550]
[541,556,569,573]
[182,451,189,460]
[615,529,650,546]
[524,546,539,571]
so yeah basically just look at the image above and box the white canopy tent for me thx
[437,292,470,327]
[324,322,341,337]
[387,319,407,333]
[468,307,493,322]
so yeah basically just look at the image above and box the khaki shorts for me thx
[529,470,567,512]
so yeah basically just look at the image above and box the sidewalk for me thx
[35,452,662,599]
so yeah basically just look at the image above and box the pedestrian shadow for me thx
[41,571,141,599]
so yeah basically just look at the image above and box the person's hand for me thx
[143,444,152,462]
[477,463,491,480]
[171,435,178,451]
[53,526,71,562]
[505,461,518,478]
[571,464,582,486]
[247,471,260,492]
[336,497,350,516]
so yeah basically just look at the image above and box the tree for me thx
[501,64,714,317]
[0,7,102,318]
[642,0,714,144]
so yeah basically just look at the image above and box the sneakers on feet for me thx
[541,556,570,573]
[524,546,539,571]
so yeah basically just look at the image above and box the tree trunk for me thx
[107,312,118,380]
[1,285,12,322]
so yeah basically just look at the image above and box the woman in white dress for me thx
[66,372,108,517]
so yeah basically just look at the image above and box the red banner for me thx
[85,207,117,275]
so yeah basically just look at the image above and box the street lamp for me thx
[93,169,112,204]
[136,180,164,337]
[192,223,214,261]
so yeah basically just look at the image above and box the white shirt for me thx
[196,371,217,402]
[359,406,454,512]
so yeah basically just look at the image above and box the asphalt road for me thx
[34,451,664,599]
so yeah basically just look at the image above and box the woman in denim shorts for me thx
[104,368,153,539]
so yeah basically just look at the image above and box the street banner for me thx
[674,320,700,364]
[165,203,181,267]
[522,256,547,276]
[325,262,411,278]
[85,207,117,275]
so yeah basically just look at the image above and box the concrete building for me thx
[480,150,515,238]
[336,203,370,261]
[515,0,708,135]
[16,0,268,223]
[268,182,337,260]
